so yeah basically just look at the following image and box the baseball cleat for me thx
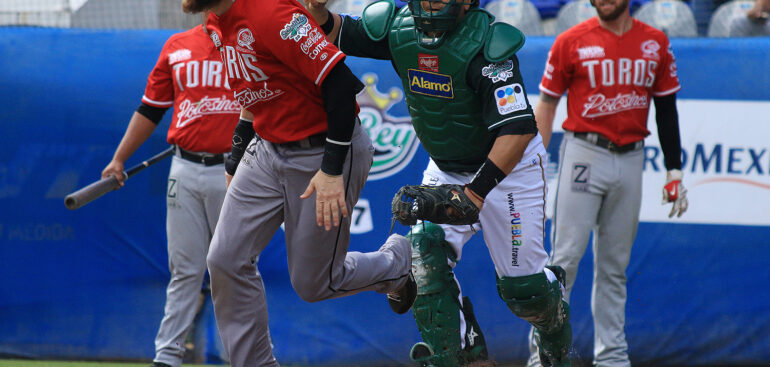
[388,272,417,314]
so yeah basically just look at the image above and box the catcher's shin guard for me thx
[496,268,571,367]
[408,222,490,367]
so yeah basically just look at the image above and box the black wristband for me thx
[320,141,349,176]
[226,118,256,176]
[467,158,507,199]
[320,9,334,34]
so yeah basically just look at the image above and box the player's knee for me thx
[290,276,327,303]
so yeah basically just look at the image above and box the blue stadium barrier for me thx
[1,28,769,365]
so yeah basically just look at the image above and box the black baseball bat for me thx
[64,146,175,210]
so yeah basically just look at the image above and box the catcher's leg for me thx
[408,222,491,367]
[497,267,571,367]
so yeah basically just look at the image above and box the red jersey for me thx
[207,0,345,143]
[539,18,681,146]
[143,26,241,154]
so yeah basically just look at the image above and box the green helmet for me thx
[408,0,477,48]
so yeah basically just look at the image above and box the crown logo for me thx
[355,72,418,181]
[357,73,403,111]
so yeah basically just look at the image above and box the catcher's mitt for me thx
[392,184,480,226]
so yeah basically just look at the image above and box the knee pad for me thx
[408,223,489,366]
[497,268,571,366]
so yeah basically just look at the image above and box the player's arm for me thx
[102,103,168,187]
[535,93,560,149]
[464,54,537,208]
[224,109,257,187]
[653,93,682,171]
[299,61,365,230]
[303,0,393,60]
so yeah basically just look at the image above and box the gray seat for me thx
[633,0,698,37]
[555,0,596,34]
[485,0,545,35]
[327,0,376,16]
[707,0,770,37]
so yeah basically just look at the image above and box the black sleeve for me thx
[319,61,365,175]
[136,102,169,125]
[336,15,392,60]
[467,53,537,136]
[653,93,682,170]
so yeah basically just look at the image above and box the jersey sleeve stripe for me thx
[539,85,562,98]
[141,96,174,107]
[314,51,344,85]
[488,113,535,130]
[652,85,682,97]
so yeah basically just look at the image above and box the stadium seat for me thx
[708,0,770,36]
[485,0,545,35]
[328,0,377,16]
[555,0,595,34]
[633,0,698,37]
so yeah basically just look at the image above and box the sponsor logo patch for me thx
[482,59,514,83]
[237,28,255,51]
[577,45,605,60]
[418,54,439,72]
[407,69,453,99]
[280,13,312,42]
[494,83,527,115]
[641,39,660,59]
[168,49,191,64]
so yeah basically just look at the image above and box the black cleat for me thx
[150,363,172,367]
[387,272,417,314]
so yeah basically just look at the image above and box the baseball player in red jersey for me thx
[529,0,688,365]
[181,1,416,366]
[101,21,240,367]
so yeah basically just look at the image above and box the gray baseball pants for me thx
[528,132,643,367]
[207,124,411,367]
[154,156,227,367]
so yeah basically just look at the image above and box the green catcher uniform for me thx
[332,2,572,366]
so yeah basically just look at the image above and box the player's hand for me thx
[101,160,126,189]
[225,172,233,188]
[300,169,348,231]
[661,169,688,218]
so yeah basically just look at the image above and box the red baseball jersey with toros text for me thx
[539,18,681,146]
[142,26,241,154]
[206,0,346,143]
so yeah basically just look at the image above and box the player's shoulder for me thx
[631,18,671,43]
[556,17,600,43]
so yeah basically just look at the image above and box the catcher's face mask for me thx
[408,0,476,48]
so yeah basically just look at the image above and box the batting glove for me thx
[662,169,688,218]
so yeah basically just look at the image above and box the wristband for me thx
[226,118,255,176]
[467,158,507,199]
[320,141,349,176]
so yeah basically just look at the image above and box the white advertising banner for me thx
[537,96,770,226]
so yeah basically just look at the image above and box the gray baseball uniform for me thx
[207,126,411,367]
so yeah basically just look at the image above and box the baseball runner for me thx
[304,1,573,366]
[100,20,240,367]
[180,0,416,366]
[529,0,688,365]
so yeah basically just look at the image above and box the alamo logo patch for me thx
[280,13,311,42]
[494,83,527,115]
[407,69,453,99]
[481,59,514,83]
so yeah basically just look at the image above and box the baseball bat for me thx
[64,146,175,210]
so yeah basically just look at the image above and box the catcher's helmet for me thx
[408,0,478,47]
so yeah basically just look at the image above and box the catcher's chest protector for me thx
[388,8,495,169]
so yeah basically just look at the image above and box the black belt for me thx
[573,132,643,153]
[176,146,225,166]
[280,132,327,149]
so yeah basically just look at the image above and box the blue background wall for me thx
[1,28,769,365]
